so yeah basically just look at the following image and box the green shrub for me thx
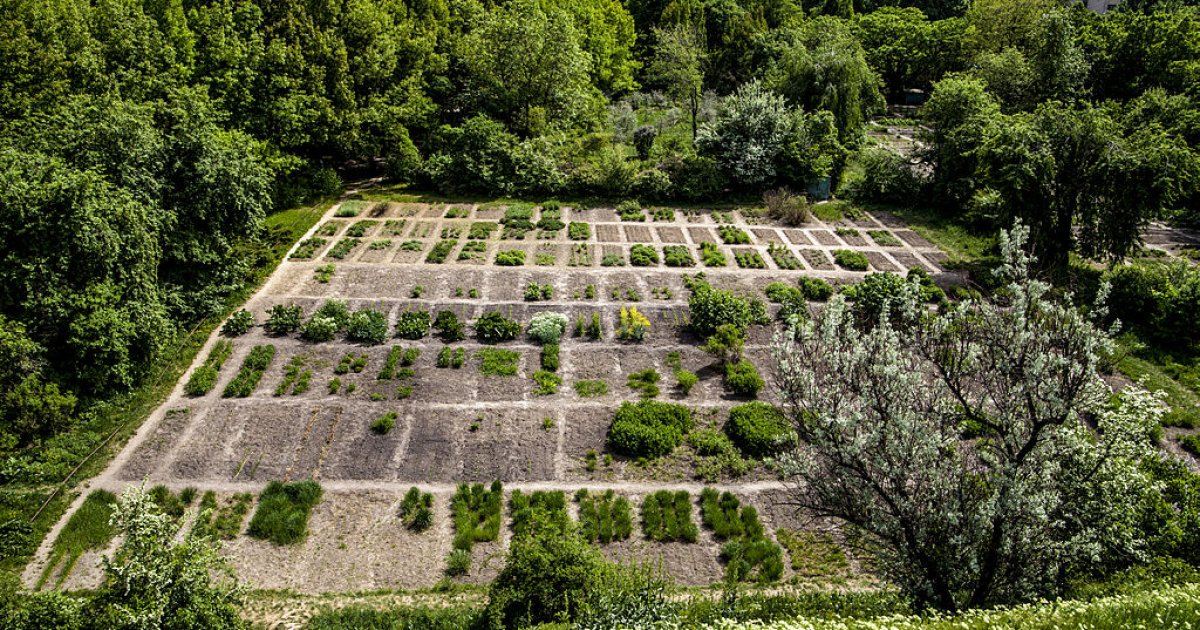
[568,222,590,240]
[527,312,568,344]
[437,346,466,369]
[617,199,645,221]
[699,242,726,267]
[1106,259,1200,351]
[607,400,693,458]
[265,304,304,335]
[797,276,834,301]
[478,348,520,376]
[274,355,312,395]
[724,360,764,397]
[327,238,358,259]
[726,402,795,458]
[509,490,568,537]
[395,310,431,339]
[222,309,255,336]
[192,492,254,541]
[300,315,339,342]
[676,369,699,395]
[401,487,434,532]
[523,282,553,301]
[495,249,526,266]
[247,480,323,545]
[475,311,521,343]
[346,309,388,345]
[450,481,503,556]
[222,345,276,397]
[721,536,784,583]
[718,225,751,244]
[540,344,559,371]
[433,310,466,341]
[291,237,327,259]
[185,340,233,396]
[843,272,915,326]
[641,490,698,542]
[833,249,870,271]
[663,245,695,267]
[735,250,767,269]
[371,411,397,434]
[313,300,351,329]
[686,277,765,338]
[1183,435,1200,457]
[629,244,659,267]
[532,370,561,395]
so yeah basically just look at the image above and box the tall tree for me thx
[648,23,707,141]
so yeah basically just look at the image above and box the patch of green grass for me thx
[641,490,698,543]
[477,348,520,376]
[833,249,869,271]
[574,379,609,398]
[1117,342,1200,428]
[777,528,851,580]
[38,490,117,589]
[247,480,323,546]
[885,204,996,266]
[192,491,254,540]
[449,481,504,574]
[577,489,633,544]
[532,370,561,395]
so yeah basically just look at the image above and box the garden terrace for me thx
[25,198,954,594]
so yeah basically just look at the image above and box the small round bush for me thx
[844,272,916,325]
[222,309,255,336]
[395,310,431,339]
[726,401,796,458]
[833,249,870,271]
[676,370,699,395]
[607,400,694,459]
[724,360,763,398]
[312,299,351,329]
[300,315,339,342]
[797,277,834,301]
[446,548,471,576]
[433,310,465,341]
[527,313,568,344]
[346,309,388,345]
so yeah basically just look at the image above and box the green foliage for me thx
[617,306,651,341]
[577,490,633,544]
[509,490,568,537]
[451,481,504,558]
[346,309,388,345]
[726,402,796,458]
[274,355,312,396]
[627,369,661,399]
[843,272,920,326]
[640,490,698,543]
[192,492,253,541]
[699,242,727,267]
[540,344,560,372]
[527,313,565,345]
[326,238,358,259]
[437,346,467,369]
[184,340,233,397]
[574,380,609,398]
[494,249,526,266]
[394,310,431,340]
[700,488,782,582]
[38,490,116,589]
[371,411,397,434]
[833,249,869,271]
[718,225,751,245]
[247,480,322,546]
[265,305,303,335]
[1106,260,1200,352]
[222,345,275,398]
[221,310,255,337]
[689,429,751,482]
[663,245,695,267]
[703,324,747,365]
[724,360,764,398]
[687,277,765,338]
[568,222,591,240]
[400,487,434,533]
[607,400,693,459]
[676,370,699,396]
[425,240,456,264]
[629,244,659,266]
[299,315,338,342]
[797,276,835,302]
[478,349,520,377]
[475,311,521,343]
[532,370,561,395]
[433,310,466,342]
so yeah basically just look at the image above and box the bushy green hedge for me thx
[726,402,796,458]
[833,249,869,271]
[577,489,633,544]
[725,360,764,397]
[607,400,693,459]
[247,480,323,545]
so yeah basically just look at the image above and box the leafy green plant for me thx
[475,311,521,343]
[185,340,233,396]
[607,400,693,458]
[38,490,117,589]
[450,481,504,562]
[478,348,520,376]
[433,310,466,342]
[347,309,388,345]
[247,480,323,546]
[601,253,625,267]
[265,304,304,335]
[718,225,750,244]
[735,250,767,269]
[346,220,377,237]
[222,344,276,397]
[699,242,727,266]
[327,238,358,259]
[401,487,434,532]
[532,370,561,395]
[528,312,568,344]
[577,490,634,544]
[395,310,431,339]
[540,344,560,371]
[575,380,608,398]
[662,245,695,267]
[300,314,339,342]
[686,277,766,338]
[676,369,699,395]
[568,222,590,240]
[291,237,328,259]
[509,490,568,536]
[868,229,902,247]
[524,282,553,301]
[469,221,499,239]
[797,276,834,301]
[626,368,661,399]
[768,243,801,269]
[314,263,337,282]
[726,401,796,458]
[630,244,659,266]
[495,249,526,266]
[192,492,254,541]
[724,360,763,397]
[275,355,312,396]
[437,346,467,369]
[426,239,457,263]
[617,200,645,221]
[222,309,255,336]
[833,249,870,271]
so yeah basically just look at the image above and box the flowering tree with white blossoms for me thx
[771,223,1164,611]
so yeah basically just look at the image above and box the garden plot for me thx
[29,197,960,594]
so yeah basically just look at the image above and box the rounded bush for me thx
[607,400,694,459]
[724,360,764,398]
[300,315,338,342]
[475,311,522,343]
[346,309,388,345]
[725,402,796,458]
[527,312,568,344]
[222,309,255,336]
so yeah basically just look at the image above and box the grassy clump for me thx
[274,355,312,396]
[776,528,852,580]
[574,379,609,398]
[568,222,590,240]
[630,244,660,266]
[701,488,783,583]
[577,489,633,544]
[495,249,526,266]
[184,339,234,396]
[532,370,561,395]
[247,480,323,546]
[291,237,328,259]
[222,344,276,398]
[437,346,467,369]
[641,490,698,543]
[400,487,434,532]
[540,344,560,371]
[327,238,358,259]
[626,368,661,399]
[699,241,727,266]
[478,348,520,376]
[426,239,457,263]
[192,491,254,540]
[371,411,398,434]
[726,401,796,458]
[38,490,117,588]
[663,245,695,267]
[449,481,504,574]
[509,490,568,536]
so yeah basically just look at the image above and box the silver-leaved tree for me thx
[771,223,1164,611]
